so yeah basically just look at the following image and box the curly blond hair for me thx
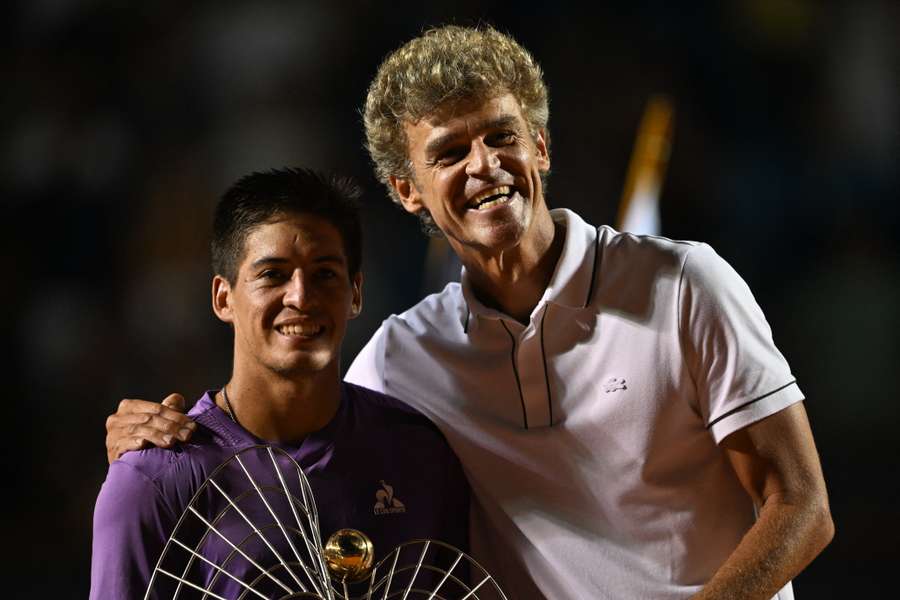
[363,25,550,208]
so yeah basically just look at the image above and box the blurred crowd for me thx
[3,1,897,596]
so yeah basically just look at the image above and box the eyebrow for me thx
[250,254,346,269]
[424,115,521,156]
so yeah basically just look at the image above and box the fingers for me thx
[105,394,197,464]
[161,393,186,412]
[117,397,190,419]
[105,416,194,463]
[105,411,195,444]
[113,397,195,430]
[113,412,193,440]
[106,434,150,464]
[125,421,179,448]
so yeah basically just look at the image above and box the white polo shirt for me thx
[346,208,802,599]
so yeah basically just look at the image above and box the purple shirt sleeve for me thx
[90,460,178,599]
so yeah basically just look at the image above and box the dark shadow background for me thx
[4,0,898,596]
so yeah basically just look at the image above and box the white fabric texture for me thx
[346,208,800,599]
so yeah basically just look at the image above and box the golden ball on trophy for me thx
[324,528,375,582]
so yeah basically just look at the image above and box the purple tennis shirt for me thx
[90,382,469,599]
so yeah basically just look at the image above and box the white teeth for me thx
[278,324,322,336]
[476,197,508,210]
[468,185,511,208]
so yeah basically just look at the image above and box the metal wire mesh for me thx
[146,445,507,600]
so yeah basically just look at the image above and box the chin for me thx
[473,219,530,250]
[271,353,336,377]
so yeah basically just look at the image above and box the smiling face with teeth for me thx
[390,93,552,259]
[212,212,362,381]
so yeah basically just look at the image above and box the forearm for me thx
[692,492,833,600]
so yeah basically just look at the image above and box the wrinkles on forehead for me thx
[410,89,509,124]
[405,91,518,138]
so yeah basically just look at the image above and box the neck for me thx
[456,209,564,323]
[218,363,341,444]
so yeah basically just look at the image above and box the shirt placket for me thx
[501,304,553,429]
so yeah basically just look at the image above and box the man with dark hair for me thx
[106,27,832,600]
[91,167,468,598]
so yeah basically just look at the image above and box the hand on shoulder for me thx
[105,393,196,463]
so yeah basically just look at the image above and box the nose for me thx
[283,270,311,309]
[465,139,500,177]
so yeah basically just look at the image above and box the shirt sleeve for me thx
[345,324,387,393]
[90,460,178,599]
[678,243,804,443]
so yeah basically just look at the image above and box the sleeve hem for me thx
[709,381,805,444]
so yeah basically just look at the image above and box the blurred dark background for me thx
[4,0,898,596]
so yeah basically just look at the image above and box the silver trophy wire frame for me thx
[145,445,509,600]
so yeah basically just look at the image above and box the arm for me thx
[105,393,197,463]
[693,402,833,600]
[90,460,178,599]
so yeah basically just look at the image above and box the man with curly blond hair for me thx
[363,26,550,236]
[107,25,832,600]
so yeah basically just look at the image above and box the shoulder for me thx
[112,446,182,487]
[598,225,700,268]
[96,420,240,548]
[346,285,466,389]
[343,381,435,428]
[113,394,239,489]
[678,241,746,289]
[339,383,461,471]
[589,225,702,308]
[552,207,699,270]
[674,241,764,323]
[341,383,457,454]
[388,282,466,334]
[93,448,187,543]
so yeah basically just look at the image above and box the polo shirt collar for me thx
[542,208,600,309]
[460,208,599,323]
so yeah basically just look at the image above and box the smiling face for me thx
[390,93,551,258]
[213,213,362,380]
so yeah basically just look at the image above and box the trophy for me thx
[145,445,508,599]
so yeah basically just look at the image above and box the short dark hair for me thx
[211,167,363,283]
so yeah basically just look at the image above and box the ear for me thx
[349,271,363,319]
[212,275,234,324]
[534,128,550,172]
[389,175,424,216]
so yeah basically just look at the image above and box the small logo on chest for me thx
[603,377,627,393]
[374,480,406,515]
